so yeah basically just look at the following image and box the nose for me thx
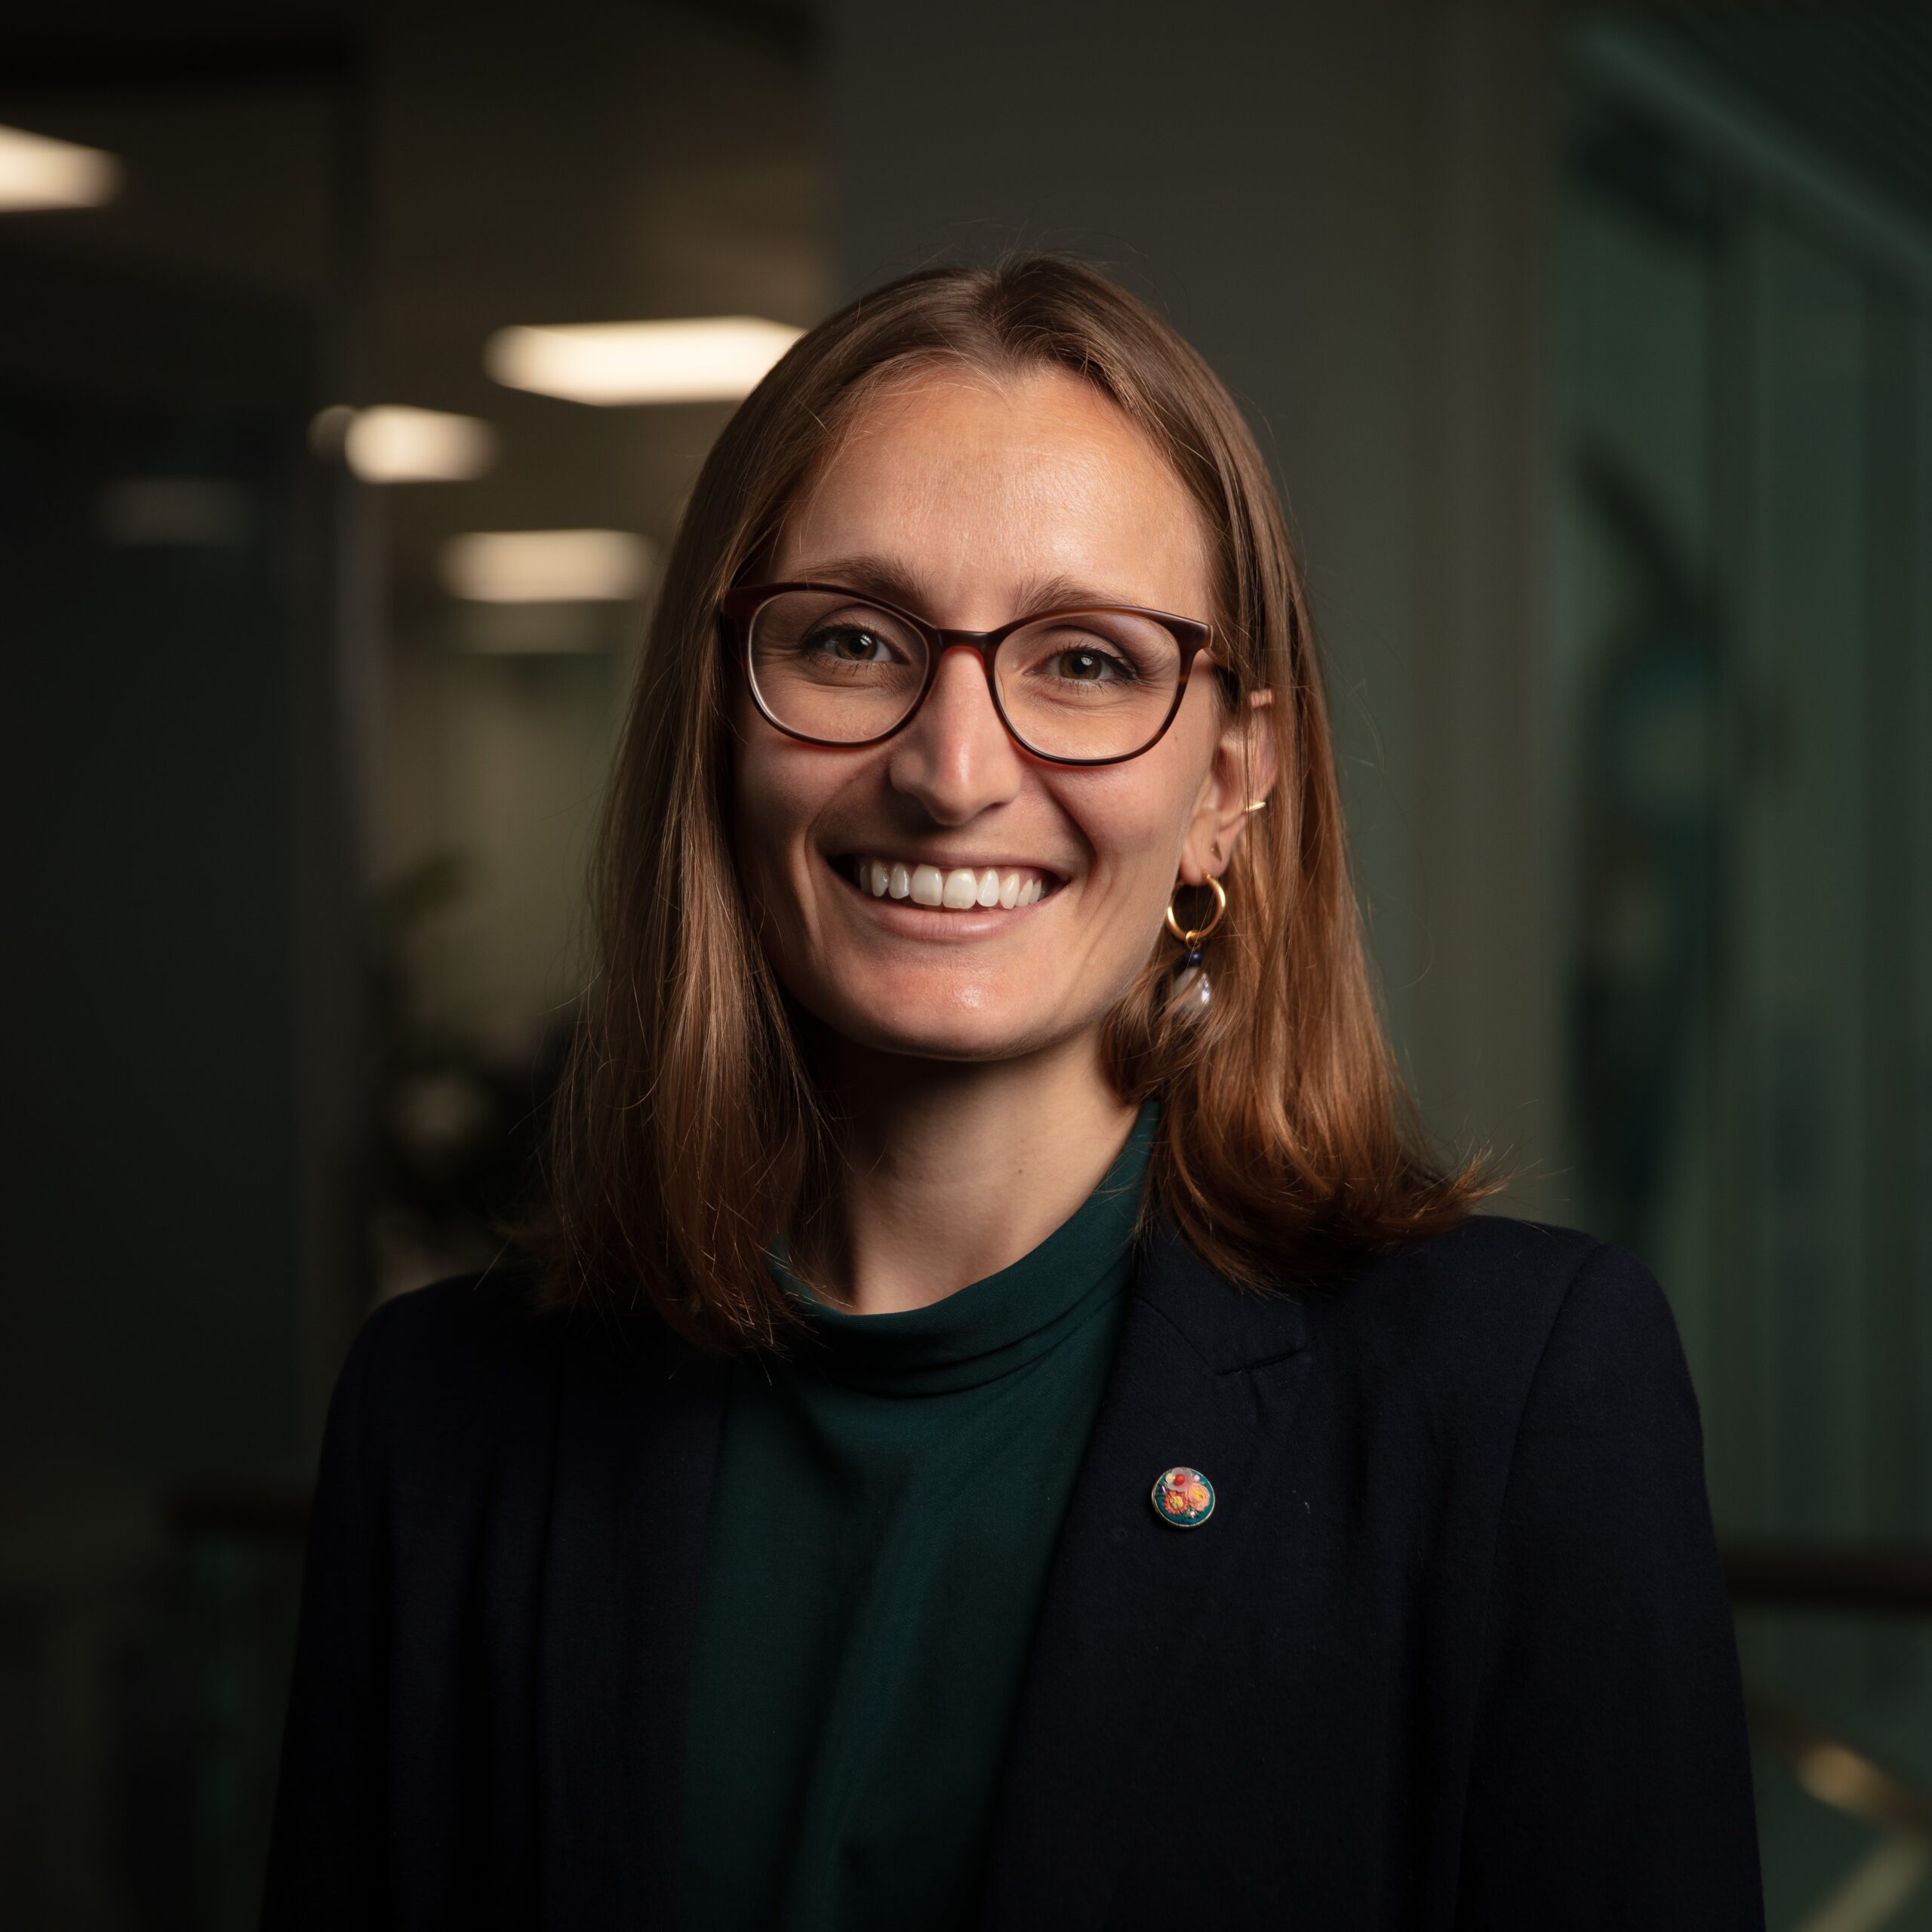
[886,645,1024,824]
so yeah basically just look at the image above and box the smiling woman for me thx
[531,259,1493,1340]
[263,259,1764,1930]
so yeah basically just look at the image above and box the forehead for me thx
[769,363,1213,621]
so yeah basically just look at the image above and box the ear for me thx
[1178,689,1279,887]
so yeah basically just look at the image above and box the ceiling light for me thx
[484,317,804,405]
[0,124,119,211]
[311,405,497,482]
[440,529,653,603]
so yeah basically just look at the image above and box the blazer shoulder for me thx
[1315,1214,1675,1423]
[336,1260,700,1443]
[1366,1209,1599,1288]
[326,1259,567,1452]
[353,1257,552,1371]
[1343,1211,1606,1327]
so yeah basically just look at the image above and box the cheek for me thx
[1087,799,1176,885]
[1070,715,1213,895]
[1059,770,1195,940]
[731,721,821,910]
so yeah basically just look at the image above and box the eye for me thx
[809,624,897,663]
[1052,646,1133,683]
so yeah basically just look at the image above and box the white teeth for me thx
[858,858,1051,912]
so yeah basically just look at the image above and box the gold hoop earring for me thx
[1164,874,1228,948]
[1164,875,1227,1011]
[1243,798,1268,814]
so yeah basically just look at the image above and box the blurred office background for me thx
[5,0,1929,1924]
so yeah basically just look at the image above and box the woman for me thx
[263,257,1762,1930]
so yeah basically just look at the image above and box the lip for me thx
[826,854,1057,937]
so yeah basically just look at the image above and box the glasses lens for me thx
[996,612,1185,760]
[748,590,930,743]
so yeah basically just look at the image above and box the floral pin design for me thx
[1151,1465,1215,1528]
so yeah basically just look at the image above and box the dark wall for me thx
[2,252,321,1928]
[8,254,314,1500]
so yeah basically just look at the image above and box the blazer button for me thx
[1151,1466,1215,1528]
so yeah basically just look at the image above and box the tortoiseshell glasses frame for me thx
[719,581,1223,768]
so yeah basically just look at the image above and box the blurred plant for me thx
[365,854,571,1302]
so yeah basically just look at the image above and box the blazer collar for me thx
[1128,1211,1311,1371]
[979,1218,1315,1930]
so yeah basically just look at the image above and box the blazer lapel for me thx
[980,1224,1313,1930]
[538,1318,724,1932]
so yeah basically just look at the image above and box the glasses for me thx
[721,582,1220,767]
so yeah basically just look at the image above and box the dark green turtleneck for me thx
[680,1103,1158,1932]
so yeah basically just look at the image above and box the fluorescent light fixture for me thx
[0,123,119,211]
[310,404,497,482]
[484,316,804,405]
[441,529,653,603]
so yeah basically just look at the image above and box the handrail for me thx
[1722,1542,1932,1614]
[168,1484,312,1539]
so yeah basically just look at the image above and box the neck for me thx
[808,1032,1140,1316]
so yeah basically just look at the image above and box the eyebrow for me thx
[781,553,1155,623]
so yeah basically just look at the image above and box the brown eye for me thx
[1054,648,1130,683]
[810,626,897,663]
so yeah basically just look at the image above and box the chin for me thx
[800,975,1078,1067]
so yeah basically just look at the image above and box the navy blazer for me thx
[261,1214,1764,1929]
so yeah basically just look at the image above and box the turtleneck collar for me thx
[769,1100,1158,1397]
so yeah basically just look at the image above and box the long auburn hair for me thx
[523,254,1494,1346]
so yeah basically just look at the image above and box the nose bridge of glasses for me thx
[895,638,1024,772]
[920,633,1010,726]
[928,627,1006,685]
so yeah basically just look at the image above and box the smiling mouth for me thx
[842,856,1056,911]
